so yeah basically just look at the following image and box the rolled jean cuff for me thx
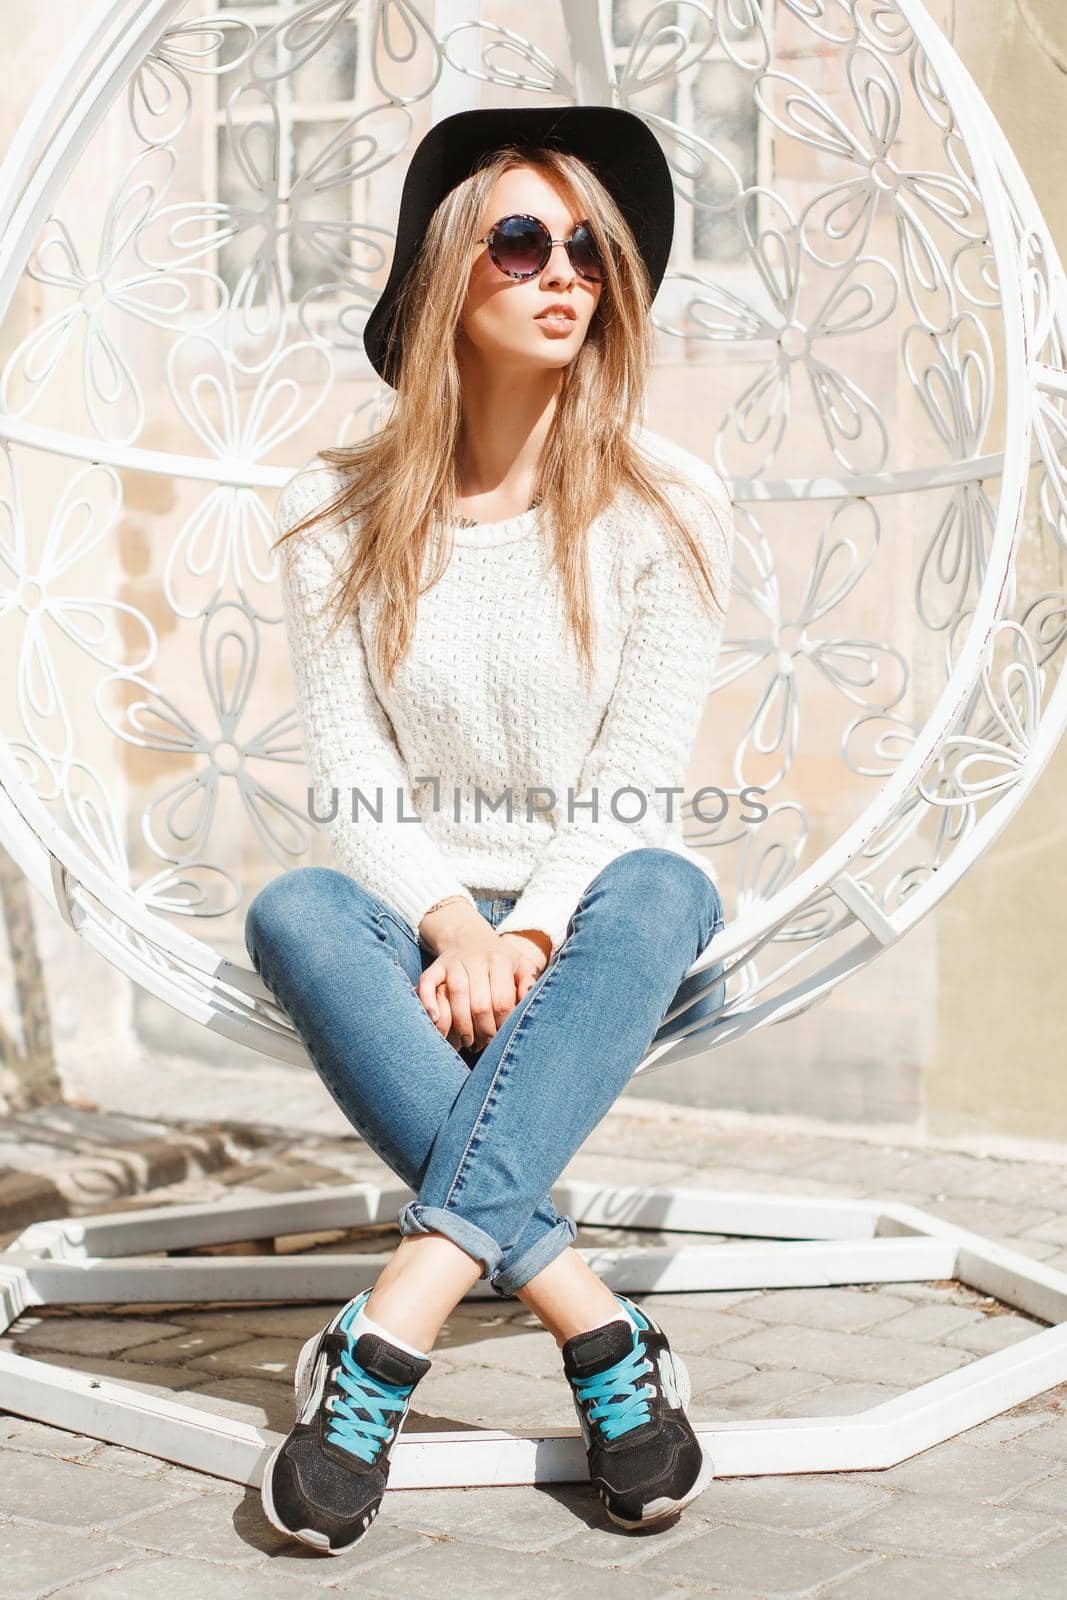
[396,1199,504,1280]
[489,1212,577,1298]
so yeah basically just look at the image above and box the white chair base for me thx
[2,1181,1065,1489]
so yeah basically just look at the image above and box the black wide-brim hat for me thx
[363,104,675,387]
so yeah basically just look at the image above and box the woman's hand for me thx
[416,901,550,1053]
[501,929,551,1002]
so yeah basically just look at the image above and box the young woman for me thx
[246,105,735,1556]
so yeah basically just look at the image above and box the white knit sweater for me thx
[275,424,735,958]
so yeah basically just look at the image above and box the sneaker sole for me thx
[599,1348,717,1529]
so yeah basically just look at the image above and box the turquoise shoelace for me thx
[571,1341,656,1441]
[325,1345,414,1463]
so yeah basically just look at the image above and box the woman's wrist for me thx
[418,894,481,952]
[501,927,552,963]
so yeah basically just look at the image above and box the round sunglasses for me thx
[475,213,612,283]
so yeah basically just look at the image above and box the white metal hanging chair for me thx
[1,0,1066,1495]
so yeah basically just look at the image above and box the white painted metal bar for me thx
[14,1180,889,1259]
[828,873,900,946]
[1,1238,958,1315]
[2,1176,1065,1488]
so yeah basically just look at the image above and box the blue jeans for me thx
[244,847,725,1299]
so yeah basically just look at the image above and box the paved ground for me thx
[1,1100,1066,1598]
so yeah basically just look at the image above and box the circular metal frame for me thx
[0,0,1062,1081]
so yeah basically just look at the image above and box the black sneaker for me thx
[260,1288,431,1554]
[561,1292,715,1529]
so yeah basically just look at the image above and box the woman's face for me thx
[457,165,603,375]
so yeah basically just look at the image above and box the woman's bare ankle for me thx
[364,1231,483,1351]
[514,1247,624,1346]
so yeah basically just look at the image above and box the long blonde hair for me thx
[273,142,730,690]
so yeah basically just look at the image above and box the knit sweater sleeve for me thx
[495,467,735,959]
[276,459,477,935]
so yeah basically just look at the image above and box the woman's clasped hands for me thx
[415,899,552,1054]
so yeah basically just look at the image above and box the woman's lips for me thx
[536,313,577,333]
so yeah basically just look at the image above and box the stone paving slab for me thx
[630,1521,880,1595]
[0,1107,277,1239]
[2,1104,1067,1596]
[0,1525,149,1600]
